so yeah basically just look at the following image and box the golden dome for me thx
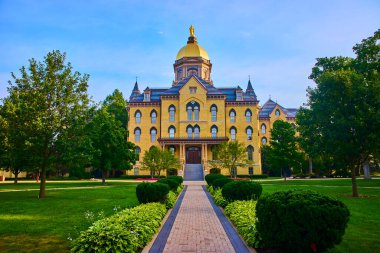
[176,26,210,61]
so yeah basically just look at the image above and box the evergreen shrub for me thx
[222,181,262,201]
[205,173,226,186]
[136,182,169,204]
[157,178,179,191]
[166,175,183,185]
[211,177,232,189]
[255,190,350,253]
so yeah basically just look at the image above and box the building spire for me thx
[130,78,141,99]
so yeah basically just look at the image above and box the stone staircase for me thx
[184,164,204,181]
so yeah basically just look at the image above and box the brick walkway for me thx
[163,184,236,253]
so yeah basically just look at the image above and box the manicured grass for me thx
[260,179,380,253]
[0,181,123,191]
[0,182,139,253]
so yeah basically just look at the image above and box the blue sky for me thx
[0,0,379,108]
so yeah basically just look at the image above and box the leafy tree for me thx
[4,50,91,197]
[141,146,180,178]
[103,89,128,129]
[209,141,252,178]
[298,29,380,197]
[89,106,136,185]
[262,120,303,180]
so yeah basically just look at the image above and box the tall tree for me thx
[103,89,128,129]
[262,120,303,179]
[89,106,136,185]
[209,141,252,178]
[140,146,180,178]
[299,29,380,197]
[4,50,91,198]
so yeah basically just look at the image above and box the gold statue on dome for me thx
[189,25,195,37]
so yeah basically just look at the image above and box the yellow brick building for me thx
[127,26,297,177]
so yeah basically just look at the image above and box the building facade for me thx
[127,26,297,176]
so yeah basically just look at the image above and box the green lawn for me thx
[0,182,139,253]
[259,179,380,253]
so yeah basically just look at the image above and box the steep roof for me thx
[259,99,298,118]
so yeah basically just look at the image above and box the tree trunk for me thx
[39,168,46,199]
[351,166,359,197]
[363,160,371,180]
[309,157,313,174]
[102,169,106,185]
[14,170,19,184]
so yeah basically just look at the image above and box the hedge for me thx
[157,178,180,191]
[207,186,229,208]
[136,182,169,204]
[211,177,232,189]
[222,181,262,201]
[205,173,226,186]
[71,203,167,253]
[166,175,183,185]
[120,175,165,179]
[255,190,350,252]
[225,200,258,247]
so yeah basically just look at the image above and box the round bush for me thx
[136,182,170,204]
[166,175,183,185]
[212,177,232,189]
[255,190,350,253]
[222,181,262,201]
[210,168,221,174]
[157,178,180,191]
[205,173,226,186]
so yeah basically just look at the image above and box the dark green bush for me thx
[222,181,262,201]
[255,190,350,253]
[210,168,221,174]
[212,177,232,189]
[205,173,226,186]
[136,182,170,204]
[166,175,183,185]
[120,175,165,179]
[167,168,178,176]
[157,178,179,191]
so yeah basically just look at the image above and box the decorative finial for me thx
[136,76,138,82]
[189,25,195,37]
[249,75,250,81]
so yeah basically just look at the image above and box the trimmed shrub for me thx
[210,168,221,174]
[167,168,178,176]
[205,173,226,186]
[225,200,258,247]
[71,203,167,252]
[212,177,232,189]
[166,175,183,185]
[210,187,229,207]
[136,182,169,204]
[157,178,180,191]
[165,191,178,209]
[255,190,350,253]
[222,181,262,201]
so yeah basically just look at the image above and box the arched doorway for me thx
[186,146,201,164]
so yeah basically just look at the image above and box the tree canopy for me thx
[140,146,180,178]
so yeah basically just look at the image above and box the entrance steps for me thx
[184,164,204,181]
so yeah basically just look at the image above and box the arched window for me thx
[135,146,141,160]
[230,127,237,141]
[150,128,157,142]
[245,109,252,122]
[211,105,217,121]
[187,106,193,121]
[246,126,253,140]
[168,126,175,138]
[247,145,254,161]
[169,146,175,155]
[134,128,141,142]
[261,124,266,134]
[151,110,157,124]
[194,125,200,138]
[211,125,218,138]
[169,105,175,122]
[194,106,199,121]
[135,110,141,124]
[187,125,193,138]
[229,109,236,123]
[262,137,267,145]
[275,109,280,117]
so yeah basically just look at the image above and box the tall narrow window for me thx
[135,111,141,124]
[211,105,217,121]
[230,127,236,141]
[169,126,175,138]
[187,106,192,121]
[261,124,266,134]
[194,125,200,138]
[194,106,199,121]
[262,137,267,145]
[246,127,253,140]
[187,126,193,138]
[150,128,157,142]
[134,128,141,142]
[248,167,253,175]
[275,109,280,117]
[169,105,175,122]
[211,126,218,138]
[151,110,157,124]
[245,110,252,122]
[135,146,141,160]
[169,146,175,155]
[230,110,236,123]
[247,146,254,161]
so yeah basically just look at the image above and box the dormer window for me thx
[144,93,150,102]
[275,109,280,117]
[236,91,243,101]
[190,87,197,94]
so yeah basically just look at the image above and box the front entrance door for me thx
[186,147,201,164]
